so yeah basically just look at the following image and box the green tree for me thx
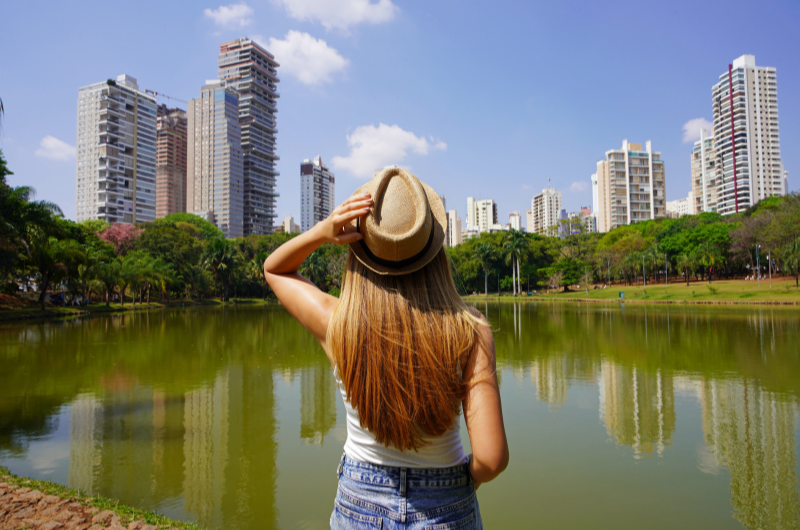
[201,238,240,301]
[474,242,496,297]
[502,229,527,296]
[782,238,800,287]
[675,253,697,287]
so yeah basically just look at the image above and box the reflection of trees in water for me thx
[700,379,800,530]
[300,364,336,445]
[598,361,675,458]
[2,307,291,529]
[494,302,800,527]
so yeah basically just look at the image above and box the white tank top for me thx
[334,367,468,468]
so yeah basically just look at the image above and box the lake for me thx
[1,302,799,529]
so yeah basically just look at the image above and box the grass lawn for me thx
[464,276,800,305]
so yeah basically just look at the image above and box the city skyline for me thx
[2,0,799,230]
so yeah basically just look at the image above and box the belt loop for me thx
[400,468,407,497]
[336,453,345,477]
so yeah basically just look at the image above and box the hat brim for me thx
[345,178,447,276]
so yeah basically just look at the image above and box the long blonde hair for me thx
[327,248,484,451]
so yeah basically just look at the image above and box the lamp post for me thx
[768,249,772,286]
[642,255,646,288]
[756,244,761,288]
[665,253,668,286]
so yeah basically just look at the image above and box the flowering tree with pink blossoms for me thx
[100,223,143,256]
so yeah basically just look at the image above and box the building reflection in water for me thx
[699,378,800,529]
[598,361,676,458]
[66,365,277,529]
[300,364,337,445]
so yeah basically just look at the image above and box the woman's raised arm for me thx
[264,192,372,344]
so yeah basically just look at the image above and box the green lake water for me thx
[1,302,799,529]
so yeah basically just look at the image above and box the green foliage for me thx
[160,213,224,239]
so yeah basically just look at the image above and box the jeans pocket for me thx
[424,509,476,530]
[331,501,383,529]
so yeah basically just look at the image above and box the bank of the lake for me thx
[464,277,800,306]
[0,297,275,323]
[0,466,201,529]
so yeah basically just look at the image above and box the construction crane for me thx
[144,89,187,104]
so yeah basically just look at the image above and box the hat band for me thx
[357,213,435,269]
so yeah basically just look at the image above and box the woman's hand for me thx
[314,192,372,244]
[263,192,373,351]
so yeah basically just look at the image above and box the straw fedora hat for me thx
[345,167,446,275]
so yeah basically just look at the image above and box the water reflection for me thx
[599,364,675,458]
[2,303,800,529]
[485,301,800,528]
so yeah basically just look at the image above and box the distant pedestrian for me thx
[265,168,508,529]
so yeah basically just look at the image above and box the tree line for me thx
[2,143,800,308]
[447,194,800,295]
[0,150,348,310]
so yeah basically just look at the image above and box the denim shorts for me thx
[331,454,483,529]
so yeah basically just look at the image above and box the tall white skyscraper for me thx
[446,210,462,247]
[595,140,666,233]
[591,173,599,216]
[187,81,244,238]
[531,184,562,235]
[711,55,785,215]
[300,156,335,232]
[218,38,280,234]
[509,211,522,231]
[75,74,157,224]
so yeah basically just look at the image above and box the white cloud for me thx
[332,124,446,179]
[273,0,398,32]
[570,181,588,192]
[204,3,254,28]
[682,118,713,143]
[260,31,348,85]
[35,136,75,161]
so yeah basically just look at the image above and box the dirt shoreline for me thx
[0,468,198,530]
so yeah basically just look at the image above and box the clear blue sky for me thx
[2,0,798,225]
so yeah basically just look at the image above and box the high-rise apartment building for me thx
[466,198,498,232]
[595,140,666,233]
[300,156,335,232]
[591,173,599,216]
[526,209,533,234]
[531,185,561,235]
[218,38,281,235]
[711,55,785,215]
[446,210,462,247]
[155,105,188,218]
[187,81,244,238]
[75,74,157,224]
[691,128,717,213]
[509,211,522,231]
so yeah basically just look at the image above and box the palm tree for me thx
[782,237,800,287]
[250,252,269,299]
[503,230,527,295]
[201,238,241,301]
[474,243,496,297]
[95,259,121,306]
[300,249,329,288]
[697,241,720,283]
[675,253,696,287]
